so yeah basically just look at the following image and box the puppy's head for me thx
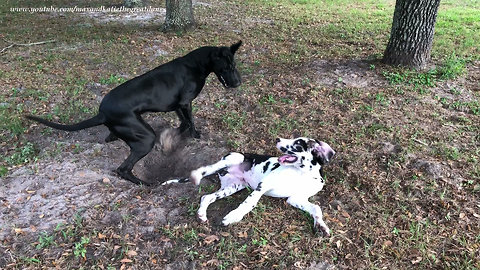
[276,137,335,169]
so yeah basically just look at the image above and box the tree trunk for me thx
[163,0,195,32]
[124,0,145,8]
[383,0,441,69]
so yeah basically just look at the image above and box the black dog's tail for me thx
[25,113,106,131]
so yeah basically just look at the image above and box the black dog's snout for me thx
[231,80,241,88]
[275,138,281,143]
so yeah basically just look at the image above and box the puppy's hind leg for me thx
[286,197,330,237]
[222,187,268,226]
[190,153,244,185]
[197,183,245,222]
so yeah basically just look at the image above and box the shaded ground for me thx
[1,0,479,269]
[1,120,226,238]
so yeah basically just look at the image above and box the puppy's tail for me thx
[161,178,190,186]
[25,113,106,131]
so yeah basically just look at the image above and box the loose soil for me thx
[1,0,479,269]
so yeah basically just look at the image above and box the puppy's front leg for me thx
[286,197,330,237]
[222,187,268,226]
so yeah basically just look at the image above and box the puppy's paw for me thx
[190,169,203,185]
[197,211,208,223]
[314,222,330,237]
[222,212,243,226]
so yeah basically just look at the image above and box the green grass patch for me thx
[99,74,128,85]
[268,118,299,137]
[382,54,469,91]
[436,53,467,79]
[244,0,479,61]
[36,232,55,250]
[3,142,37,167]
[222,112,246,133]
[435,2,480,59]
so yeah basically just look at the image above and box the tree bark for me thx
[124,0,145,8]
[163,0,195,32]
[383,0,441,69]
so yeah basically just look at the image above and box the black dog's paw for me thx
[192,130,201,139]
[176,127,200,138]
[185,128,200,139]
[115,169,151,186]
[105,132,119,143]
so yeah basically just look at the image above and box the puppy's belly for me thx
[264,177,323,198]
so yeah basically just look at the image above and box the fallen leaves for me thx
[203,234,219,245]
[206,259,219,267]
[383,240,393,248]
[126,250,137,257]
[411,257,422,265]
[2,3,480,270]
[237,230,248,238]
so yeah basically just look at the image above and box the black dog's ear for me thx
[230,40,242,54]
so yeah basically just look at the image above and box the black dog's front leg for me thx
[176,103,200,138]
[175,109,189,133]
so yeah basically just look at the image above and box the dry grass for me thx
[1,0,479,269]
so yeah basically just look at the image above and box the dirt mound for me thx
[1,119,228,243]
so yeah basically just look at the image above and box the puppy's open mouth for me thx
[278,154,298,164]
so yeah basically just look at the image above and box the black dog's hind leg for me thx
[109,114,156,185]
[105,132,118,143]
[178,103,200,138]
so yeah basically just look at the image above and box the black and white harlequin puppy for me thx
[173,137,335,236]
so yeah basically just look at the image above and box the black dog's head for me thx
[212,41,242,88]
[275,137,335,169]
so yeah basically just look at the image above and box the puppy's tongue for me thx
[278,155,298,164]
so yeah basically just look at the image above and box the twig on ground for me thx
[413,138,429,146]
[0,39,56,54]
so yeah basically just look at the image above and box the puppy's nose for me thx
[275,138,280,143]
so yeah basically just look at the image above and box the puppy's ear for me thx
[230,40,242,54]
[312,141,335,165]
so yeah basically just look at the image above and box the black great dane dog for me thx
[26,41,242,185]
